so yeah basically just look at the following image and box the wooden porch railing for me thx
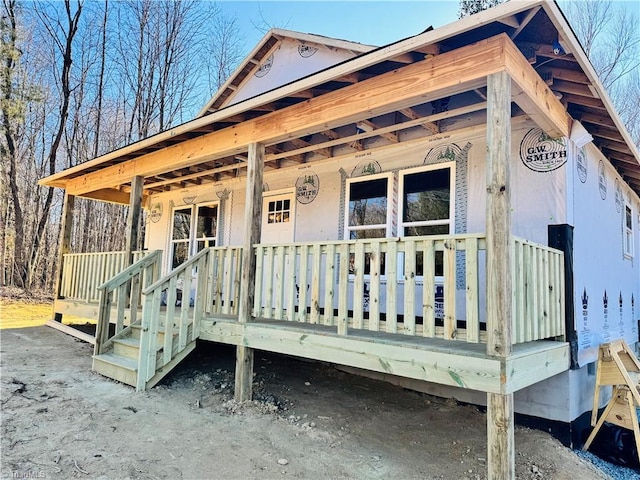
[59,250,151,303]
[94,250,162,355]
[250,235,565,345]
[133,235,565,378]
[253,235,486,341]
[513,237,565,343]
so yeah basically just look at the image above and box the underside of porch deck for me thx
[199,316,570,395]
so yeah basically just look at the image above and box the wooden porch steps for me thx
[92,323,195,389]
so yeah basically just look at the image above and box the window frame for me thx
[397,162,456,238]
[169,201,220,270]
[344,171,394,240]
[624,203,634,259]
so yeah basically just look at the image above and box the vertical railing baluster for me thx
[297,245,309,322]
[403,240,416,336]
[323,244,336,326]
[423,239,435,338]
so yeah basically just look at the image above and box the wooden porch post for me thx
[125,175,144,265]
[53,192,75,322]
[234,142,264,402]
[485,70,514,480]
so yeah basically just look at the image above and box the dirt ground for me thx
[1,325,610,480]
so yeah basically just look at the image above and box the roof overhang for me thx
[40,0,640,203]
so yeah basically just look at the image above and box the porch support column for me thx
[124,175,144,265]
[53,192,75,322]
[234,142,264,402]
[485,70,514,480]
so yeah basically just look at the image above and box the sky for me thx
[216,1,461,52]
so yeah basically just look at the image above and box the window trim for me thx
[624,202,634,259]
[345,171,394,240]
[397,162,456,237]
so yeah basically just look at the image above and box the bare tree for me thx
[458,0,503,18]
[560,0,640,146]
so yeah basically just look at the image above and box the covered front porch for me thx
[53,233,568,397]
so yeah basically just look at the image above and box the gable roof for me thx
[197,28,375,117]
[40,0,640,201]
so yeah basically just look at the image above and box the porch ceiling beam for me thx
[606,151,640,166]
[144,160,247,189]
[596,139,634,155]
[359,119,399,143]
[78,188,146,206]
[504,38,571,138]
[398,107,439,134]
[562,93,606,110]
[66,34,568,196]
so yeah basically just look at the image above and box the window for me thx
[346,173,392,240]
[170,203,218,269]
[624,204,634,258]
[345,173,392,275]
[400,164,454,236]
[399,164,455,276]
[266,198,291,224]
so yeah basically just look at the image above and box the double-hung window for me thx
[170,203,219,269]
[346,173,392,275]
[399,163,455,276]
[346,173,392,240]
[624,204,634,258]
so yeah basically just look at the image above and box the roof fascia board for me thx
[64,35,510,196]
[541,1,640,165]
[196,29,280,118]
[270,28,375,53]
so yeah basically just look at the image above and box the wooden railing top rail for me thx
[97,250,162,291]
[254,233,487,250]
[513,236,564,255]
[63,250,149,258]
[142,247,210,295]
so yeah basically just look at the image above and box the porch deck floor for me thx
[199,315,570,395]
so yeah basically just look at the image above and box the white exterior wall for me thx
[571,142,640,366]
[229,38,361,106]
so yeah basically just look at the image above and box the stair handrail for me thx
[94,250,162,356]
[141,247,209,296]
[137,247,211,391]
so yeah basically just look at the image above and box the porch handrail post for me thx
[234,142,264,402]
[485,70,514,480]
[53,192,75,322]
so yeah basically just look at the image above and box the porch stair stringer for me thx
[92,322,196,389]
